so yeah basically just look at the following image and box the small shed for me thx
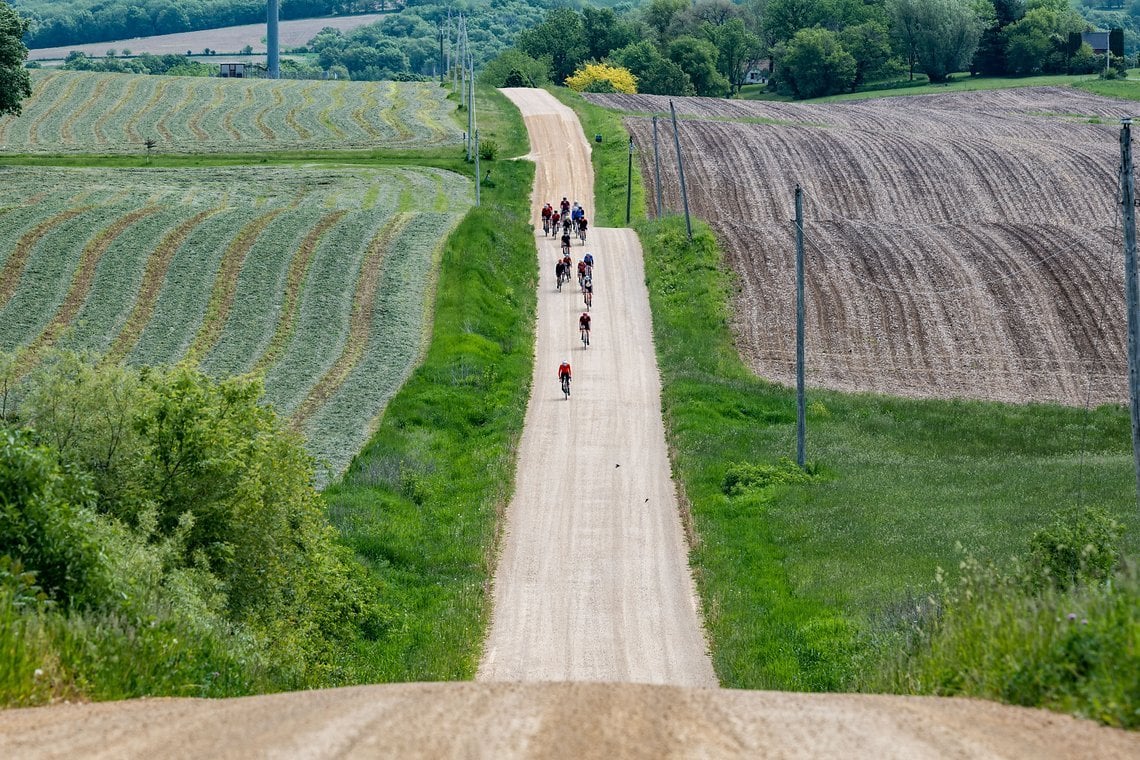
[744,67,769,85]
[218,62,246,78]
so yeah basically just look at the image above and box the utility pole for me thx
[467,50,475,163]
[795,185,806,468]
[626,137,634,225]
[652,115,663,217]
[669,101,692,240]
[475,129,481,207]
[438,21,444,85]
[1120,117,1140,504]
[266,0,280,79]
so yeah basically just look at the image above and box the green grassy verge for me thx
[740,73,1101,103]
[636,216,1138,692]
[1075,71,1140,101]
[321,155,536,681]
[546,87,646,227]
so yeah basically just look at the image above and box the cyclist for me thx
[562,215,572,235]
[577,259,587,289]
[561,197,571,216]
[583,273,593,309]
[555,259,566,290]
[541,203,553,234]
[561,230,572,256]
[584,251,594,269]
[579,311,591,346]
[558,359,572,398]
[578,215,588,243]
[571,203,583,222]
[550,210,561,236]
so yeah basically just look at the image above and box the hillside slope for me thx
[590,88,1129,405]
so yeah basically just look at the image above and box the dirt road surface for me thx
[4,681,1139,759]
[477,88,716,685]
[2,89,1139,758]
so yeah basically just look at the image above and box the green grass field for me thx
[0,70,464,154]
[741,72,1104,103]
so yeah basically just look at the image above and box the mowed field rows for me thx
[0,165,471,478]
[590,87,1130,405]
[0,71,464,154]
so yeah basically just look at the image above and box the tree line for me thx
[14,0,399,50]
[481,0,1132,100]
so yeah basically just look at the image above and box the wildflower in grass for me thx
[1067,613,1077,621]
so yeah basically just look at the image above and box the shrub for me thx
[1028,507,1122,591]
[479,138,499,161]
[722,458,818,496]
[565,62,638,94]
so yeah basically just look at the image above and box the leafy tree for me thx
[611,40,694,95]
[972,0,1025,75]
[1004,3,1085,74]
[668,35,730,96]
[775,26,857,97]
[839,21,895,86]
[565,61,638,93]
[704,17,764,93]
[889,0,983,83]
[764,0,824,44]
[644,0,691,41]
[480,48,551,87]
[0,0,30,118]
[515,8,587,82]
[582,6,638,62]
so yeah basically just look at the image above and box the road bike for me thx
[562,240,571,257]
[542,216,550,235]
[561,375,571,399]
[580,327,590,348]
[583,290,592,310]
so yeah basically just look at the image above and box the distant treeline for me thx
[14,0,401,50]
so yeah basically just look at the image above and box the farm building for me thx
[1083,31,1110,54]
[744,67,769,85]
[218,62,245,78]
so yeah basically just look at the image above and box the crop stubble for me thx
[0,166,471,478]
[592,88,1130,404]
[0,71,463,154]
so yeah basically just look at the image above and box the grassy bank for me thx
[322,153,536,680]
[740,73,1100,103]
[636,216,1138,695]
[547,87,646,227]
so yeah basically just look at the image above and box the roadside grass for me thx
[321,155,536,680]
[637,216,1139,692]
[740,73,1101,103]
[1075,71,1140,101]
[546,87,646,227]
[0,84,534,687]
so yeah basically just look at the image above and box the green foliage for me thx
[722,458,818,497]
[611,40,694,95]
[1028,507,1123,591]
[0,353,385,703]
[479,49,550,89]
[515,7,587,83]
[775,27,857,98]
[889,0,984,82]
[478,137,498,161]
[866,552,1140,728]
[668,35,730,96]
[0,1,30,117]
[61,51,213,76]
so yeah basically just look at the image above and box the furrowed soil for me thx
[589,87,1130,405]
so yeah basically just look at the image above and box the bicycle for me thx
[561,375,571,399]
[542,216,550,236]
[562,240,571,257]
[580,327,590,348]
[583,289,592,310]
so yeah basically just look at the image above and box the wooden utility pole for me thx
[652,115,663,217]
[669,101,692,240]
[1120,118,1140,503]
[795,185,806,468]
[475,129,481,207]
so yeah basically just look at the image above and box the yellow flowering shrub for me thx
[565,63,638,94]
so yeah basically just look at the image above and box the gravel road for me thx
[477,88,716,686]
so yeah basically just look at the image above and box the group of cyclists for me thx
[547,197,594,400]
[543,198,589,250]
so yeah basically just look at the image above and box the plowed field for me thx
[589,87,1130,405]
[0,70,462,154]
[0,165,470,479]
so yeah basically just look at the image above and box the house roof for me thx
[1082,31,1110,50]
